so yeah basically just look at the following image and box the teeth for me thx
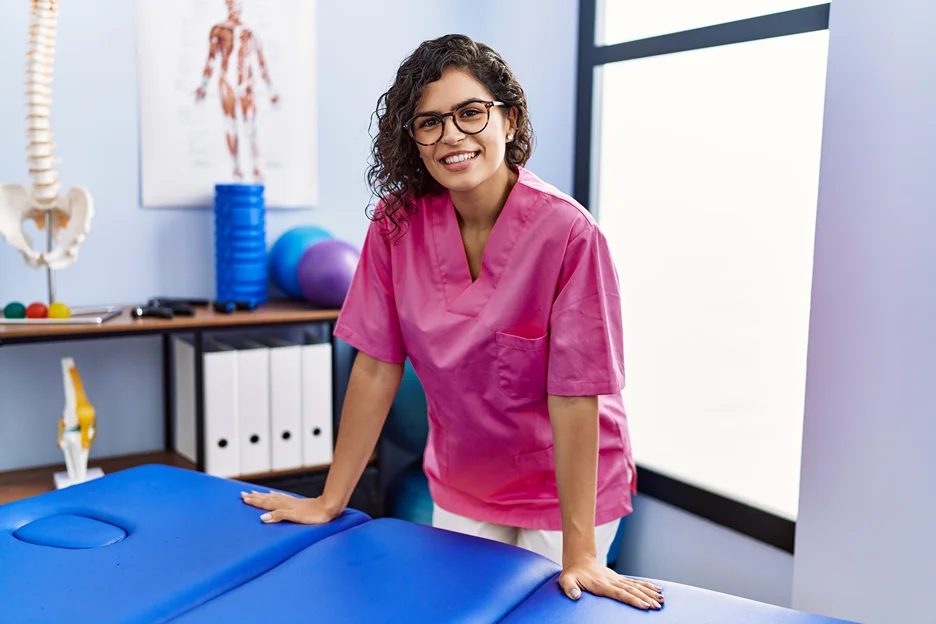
[444,152,478,165]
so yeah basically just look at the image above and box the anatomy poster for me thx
[136,0,317,208]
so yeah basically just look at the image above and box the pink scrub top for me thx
[334,167,636,531]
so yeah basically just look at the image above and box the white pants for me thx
[432,503,621,565]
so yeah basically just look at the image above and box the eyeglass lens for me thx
[409,102,491,145]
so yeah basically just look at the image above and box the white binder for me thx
[256,335,303,472]
[228,337,271,475]
[301,339,333,467]
[173,336,196,465]
[173,336,240,477]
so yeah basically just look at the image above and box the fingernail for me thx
[570,589,581,599]
[652,600,661,609]
[260,513,271,522]
[240,491,248,496]
[641,600,651,609]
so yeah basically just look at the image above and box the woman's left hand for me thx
[559,556,664,610]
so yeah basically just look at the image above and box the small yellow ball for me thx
[48,302,71,319]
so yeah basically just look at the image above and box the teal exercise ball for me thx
[385,459,433,526]
[384,359,429,454]
[269,225,333,298]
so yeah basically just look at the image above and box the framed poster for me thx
[137,0,317,208]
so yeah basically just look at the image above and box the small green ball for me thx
[3,302,26,319]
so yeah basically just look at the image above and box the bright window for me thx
[595,30,830,520]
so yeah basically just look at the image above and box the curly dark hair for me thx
[365,34,534,239]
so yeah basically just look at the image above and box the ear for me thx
[506,107,519,140]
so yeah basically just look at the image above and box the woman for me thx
[242,34,662,611]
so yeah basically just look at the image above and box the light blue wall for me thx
[0,0,578,469]
[619,495,794,607]
[472,2,579,196]
[0,0,799,611]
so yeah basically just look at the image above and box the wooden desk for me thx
[0,300,340,345]
[0,301,344,504]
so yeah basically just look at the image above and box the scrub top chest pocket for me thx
[495,331,549,401]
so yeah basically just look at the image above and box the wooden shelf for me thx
[238,463,333,482]
[0,300,340,343]
[0,450,361,506]
[237,453,377,484]
[0,450,196,505]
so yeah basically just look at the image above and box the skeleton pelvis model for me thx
[0,0,93,270]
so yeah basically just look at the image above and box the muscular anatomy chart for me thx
[137,0,318,208]
[196,0,280,182]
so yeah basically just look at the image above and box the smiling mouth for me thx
[441,151,479,165]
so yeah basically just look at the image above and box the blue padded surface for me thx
[13,512,127,548]
[171,518,560,624]
[499,573,857,623]
[0,464,370,624]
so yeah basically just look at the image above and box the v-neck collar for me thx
[430,168,534,317]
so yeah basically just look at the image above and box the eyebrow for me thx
[415,97,485,116]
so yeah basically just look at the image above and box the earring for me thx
[507,134,513,141]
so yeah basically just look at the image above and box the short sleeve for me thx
[333,218,406,364]
[547,222,625,396]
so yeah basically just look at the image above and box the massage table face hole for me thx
[12,513,127,549]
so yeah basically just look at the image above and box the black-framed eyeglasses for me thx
[403,100,505,146]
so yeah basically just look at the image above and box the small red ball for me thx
[26,302,48,318]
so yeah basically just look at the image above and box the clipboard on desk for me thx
[0,305,122,325]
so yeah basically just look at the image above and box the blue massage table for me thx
[0,464,852,623]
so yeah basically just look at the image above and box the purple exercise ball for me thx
[297,239,361,308]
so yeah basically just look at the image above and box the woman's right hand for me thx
[240,490,342,525]
[240,353,402,526]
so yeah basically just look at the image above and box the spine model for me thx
[27,0,61,206]
[0,0,94,272]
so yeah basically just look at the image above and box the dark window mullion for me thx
[590,4,831,66]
